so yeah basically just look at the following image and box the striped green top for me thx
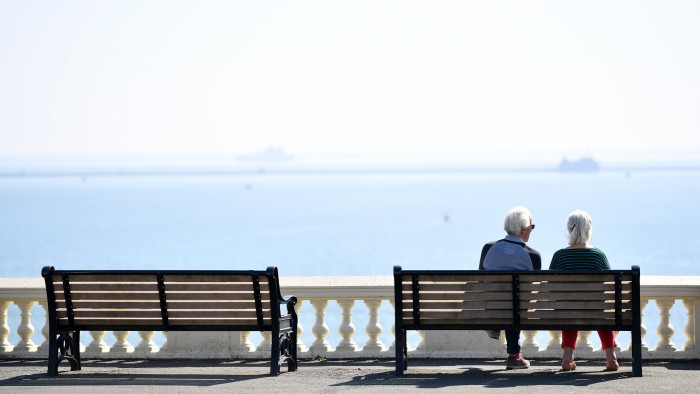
[549,247,610,271]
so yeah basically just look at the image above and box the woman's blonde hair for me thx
[567,209,593,245]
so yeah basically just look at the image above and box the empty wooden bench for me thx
[42,266,297,376]
[393,265,642,376]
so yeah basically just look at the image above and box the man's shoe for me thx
[485,330,501,340]
[506,354,530,370]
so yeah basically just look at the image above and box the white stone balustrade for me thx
[0,300,12,352]
[1,275,699,360]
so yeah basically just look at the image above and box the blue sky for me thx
[1,1,699,163]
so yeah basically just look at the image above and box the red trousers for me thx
[561,330,617,350]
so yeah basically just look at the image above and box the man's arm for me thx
[526,247,542,270]
[479,241,496,270]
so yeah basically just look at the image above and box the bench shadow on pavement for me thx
[0,360,273,387]
[330,360,698,389]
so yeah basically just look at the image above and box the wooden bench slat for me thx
[520,300,624,310]
[58,310,163,318]
[403,274,634,283]
[402,274,512,282]
[58,300,260,309]
[520,292,616,301]
[56,291,160,301]
[56,316,273,326]
[519,319,621,326]
[165,292,269,301]
[49,274,271,283]
[58,275,156,283]
[168,318,271,325]
[520,282,629,292]
[167,300,259,308]
[163,275,269,283]
[168,310,269,318]
[403,318,514,325]
[58,307,268,318]
[56,318,269,327]
[163,283,260,291]
[402,291,513,301]
[54,283,157,292]
[403,300,513,309]
[57,300,161,309]
[402,283,512,292]
[54,282,264,292]
[519,274,618,282]
[520,273,632,282]
[59,317,164,326]
[413,310,513,320]
[58,291,270,302]
[521,310,633,319]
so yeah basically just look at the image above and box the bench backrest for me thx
[42,266,285,332]
[394,266,641,331]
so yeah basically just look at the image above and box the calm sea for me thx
[1,168,698,350]
[1,169,698,277]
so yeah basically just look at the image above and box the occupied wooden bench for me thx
[393,265,642,376]
[41,266,297,376]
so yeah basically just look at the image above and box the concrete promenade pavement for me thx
[2,358,698,393]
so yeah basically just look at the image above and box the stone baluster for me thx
[111,331,134,353]
[655,299,676,352]
[295,299,307,353]
[521,330,540,353]
[85,331,110,355]
[638,298,650,353]
[416,330,426,352]
[13,300,37,353]
[309,299,331,355]
[36,301,50,354]
[681,299,696,352]
[335,299,357,353]
[239,331,255,353]
[388,299,396,352]
[546,330,562,352]
[134,331,159,354]
[159,332,169,353]
[362,299,383,353]
[0,301,12,353]
[575,331,594,353]
[257,331,272,353]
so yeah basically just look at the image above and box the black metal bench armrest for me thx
[280,295,297,316]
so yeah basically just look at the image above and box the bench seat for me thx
[42,266,297,376]
[393,266,642,376]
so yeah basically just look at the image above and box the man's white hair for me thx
[503,206,532,236]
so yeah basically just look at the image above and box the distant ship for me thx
[558,157,600,172]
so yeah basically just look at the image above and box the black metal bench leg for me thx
[270,330,281,376]
[70,330,82,371]
[289,328,298,372]
[403,331,408,371]
[395,329,405,376]
[47,330,58,376]
[632,326,643,377]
